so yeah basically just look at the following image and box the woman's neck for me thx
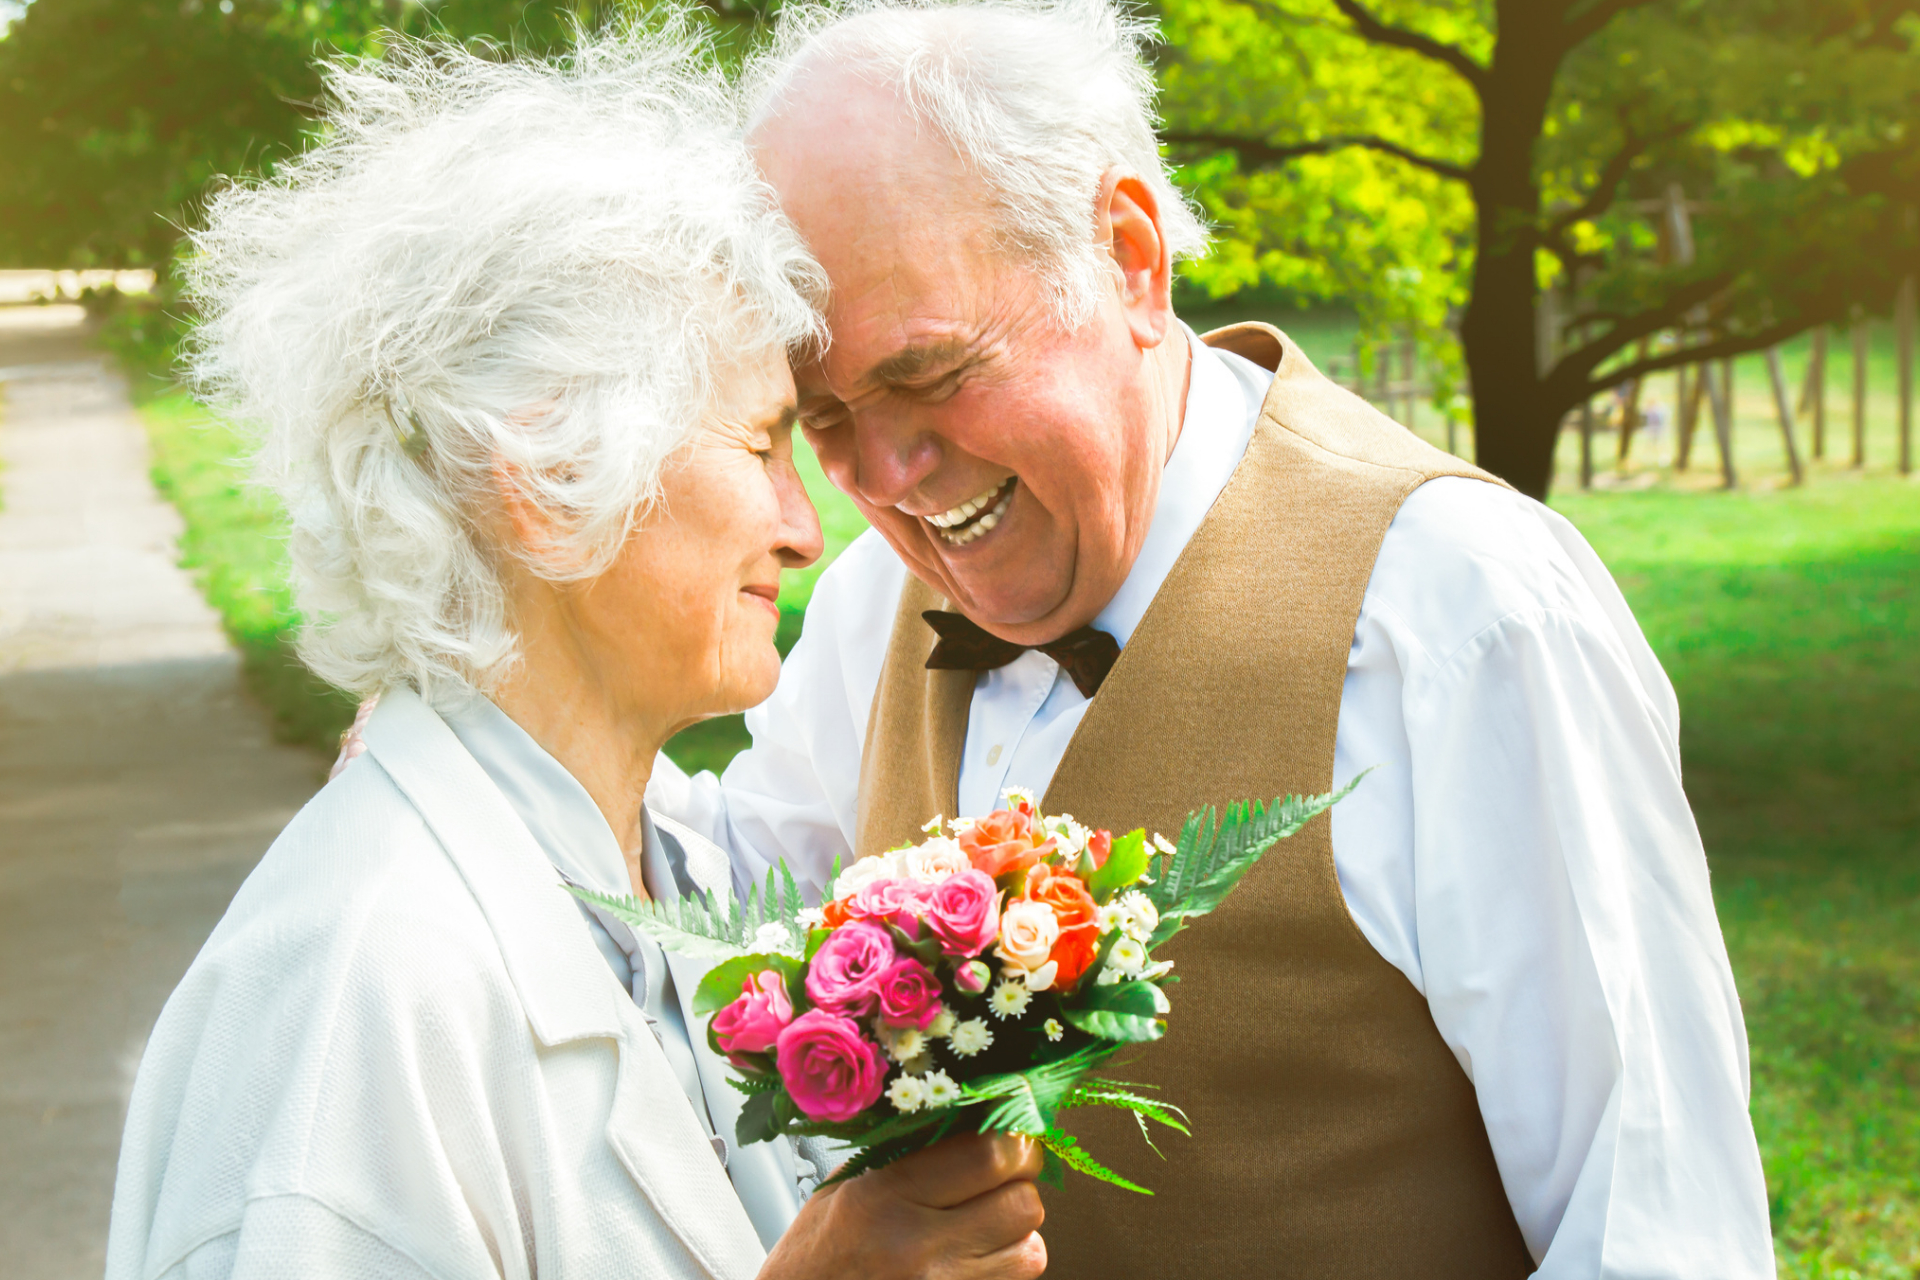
[489,613,671,900]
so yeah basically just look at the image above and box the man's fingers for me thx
[960,1230,1047,1280]
[886,1133,1041,1210]
[947,1179,1046,1261]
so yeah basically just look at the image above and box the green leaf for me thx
[725,1072,783,1096]
[1068,1082,1191,1136]
[965,1045,1115,1136]
[1062,981,1168,1043]
[736,1088,783,1146]
[567,884,748,961]
[1038,1127,1153,1195]
[691,953,802,1018]
[1088,828,1150,900]
[1147,772,1370,923]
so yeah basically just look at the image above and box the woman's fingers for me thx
[887,1133,1043,1210]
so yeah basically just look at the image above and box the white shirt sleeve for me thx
[1331,478,1773,1277]
[649,530,905,895]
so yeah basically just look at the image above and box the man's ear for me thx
[1095,168,1176,351]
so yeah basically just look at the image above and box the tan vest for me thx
[855,324,1536,1277]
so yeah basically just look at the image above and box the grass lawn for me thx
[1554,480,1919,1278]
[120,317,1917,1273]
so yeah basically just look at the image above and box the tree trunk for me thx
[1458,8,1566,500]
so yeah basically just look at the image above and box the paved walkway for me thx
[0,304,323,1279]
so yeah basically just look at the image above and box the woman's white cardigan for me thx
[106,690,770,1280]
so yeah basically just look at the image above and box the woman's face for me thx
[574,348,822,736]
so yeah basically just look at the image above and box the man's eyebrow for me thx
[866,338,973,388]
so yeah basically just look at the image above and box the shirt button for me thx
[986,744,1003,766]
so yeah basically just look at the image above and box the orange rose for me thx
[821,898,855,930]
[958,809,1056,880]
[1023,862,1100,990]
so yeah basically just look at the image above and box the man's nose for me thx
[849,409,943,509]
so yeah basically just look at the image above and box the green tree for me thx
[0,0,766,270]
[1161,0,1920,497]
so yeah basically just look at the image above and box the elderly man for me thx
[651,0,1775,1275]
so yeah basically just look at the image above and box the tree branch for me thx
[1330,0,1488,91]
[1163,131,1473,184]
[1543,125,1671,240]
[1563,0,1661,48]
[1572,317,1835,400]
[1548,271,1736,388]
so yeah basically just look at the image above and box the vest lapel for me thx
[855,579,972,858]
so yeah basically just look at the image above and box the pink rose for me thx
[803,921,896,1016]
[925,869,1003,958]
[846,877,933,936]
[875,957,944,1030]
[710,969,793,1065]
[776,1009,888,1123]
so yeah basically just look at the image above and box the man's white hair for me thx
[742,0,1208,327]
[183,22,825,706]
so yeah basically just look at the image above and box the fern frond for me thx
[1038,1127,1153,1195]
[568,885,751,960]
[1146,772,1370,921]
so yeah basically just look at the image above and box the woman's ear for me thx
[490,456,567,564]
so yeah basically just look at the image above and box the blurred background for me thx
[0,1,1914,1276]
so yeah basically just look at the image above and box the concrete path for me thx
[0,304,324,1279]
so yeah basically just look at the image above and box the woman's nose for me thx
[774,463,824,570]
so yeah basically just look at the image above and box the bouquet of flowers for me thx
[573,780,1358,1192]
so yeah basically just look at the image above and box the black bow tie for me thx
[921,610,1121,698]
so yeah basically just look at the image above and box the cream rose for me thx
[902,837,971,884]
[993,899,1060,973]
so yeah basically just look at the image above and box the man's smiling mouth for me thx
[924,477,1016,547]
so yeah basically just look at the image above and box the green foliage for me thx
[1144,774,1365,922]
[0,0,774,269]
[1087,829,1149,899]
[1553,477,1919,1276]
[691,952,804,1018]
[571,857,812,961]
[1061,980,1170,1043]
[1162,0,1920,494]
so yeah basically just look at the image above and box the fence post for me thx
[1766,347,1806,486]
[1376,342,1392,419]
[1853,314,1869,469]
[1899,276,1914,476]
[1677,364,1707,470]
[1580,398,1595,489]
[1705,357,1737,488]
[1399,338,1417,429]
[1800,328,1827,458]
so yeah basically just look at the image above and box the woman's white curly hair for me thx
[741,0,1207,329]
[182,19,826,706]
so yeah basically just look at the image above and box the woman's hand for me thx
[759,1133,1047,1280]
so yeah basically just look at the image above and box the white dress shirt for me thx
[652,328,1775,1276]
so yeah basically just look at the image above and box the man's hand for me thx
[759,1133,1047,1280]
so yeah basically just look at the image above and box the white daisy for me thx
[1002,785,1038,809]
[1107,936,1148,979]
[794,907,827,932]
[879,1024,927,1063]
[899,1050,934,1077]
[925,1009,956,1039]
[1152,833,1177,856]
[923,1070,963,1108]
[920,813,946,834]
[888,1074,930,1113]
[1043,1018,1065,1042]
[752,922,794,953]
[1117,890,1159,941]
[948,1018,994,1058]
[989,979,1034,1019]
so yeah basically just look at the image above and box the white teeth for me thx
[935,481,1015,547]
[925,482,1008,530]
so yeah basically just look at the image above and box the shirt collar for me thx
[440,692,634,900]
[1092,324,1271,647]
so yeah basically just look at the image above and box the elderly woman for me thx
[104,28,1046,1280]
